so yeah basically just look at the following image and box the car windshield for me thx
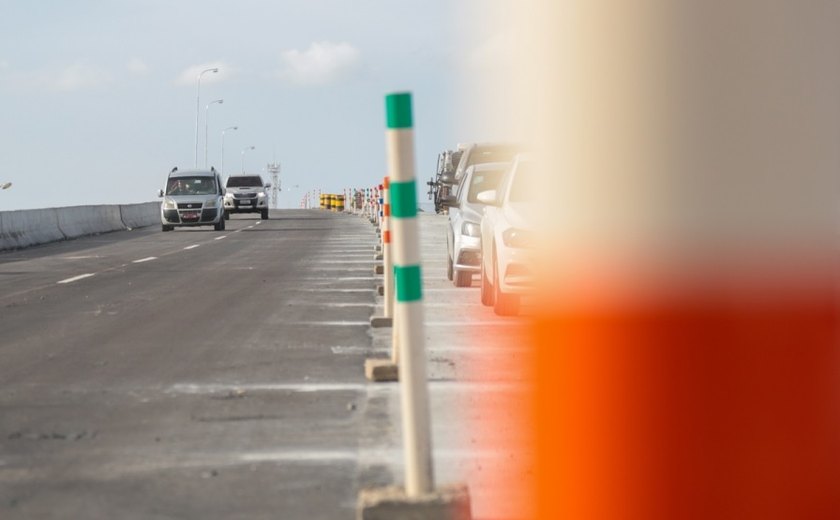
[467,167,506,203]
[166,176,217,196]
[226,176,263,188]
[508,163,533,203]
[466,145,519,169]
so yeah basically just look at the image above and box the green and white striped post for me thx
[386,92,434,496]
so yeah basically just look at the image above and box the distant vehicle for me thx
[444,162,509,287]
[477,155,534,316]
[158,168,226,232]
[427,148,463,214]
[224,174,270,220]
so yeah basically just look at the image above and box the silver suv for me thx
[158,168,226,232]
[224,175,270,220]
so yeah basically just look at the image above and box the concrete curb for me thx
[364,358,399,382]
[357,484,472,519]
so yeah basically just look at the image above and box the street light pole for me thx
[220,126,238,175]
[194,67,218,168]
[204,99,223,168]
[241,146,255,174]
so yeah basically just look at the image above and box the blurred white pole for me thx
[194,67,218,168]
[204,99,223,168]
[241,146,255,174]
[220,126,238,175]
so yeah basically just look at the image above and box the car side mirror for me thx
[441,195,459,208]
[157,189,164,198]
[265,183,272,189]
[476,190,498,206]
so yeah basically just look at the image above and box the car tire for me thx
[446,254,454,281]
[454,269,472,287]
[161,224,173,232]
[224,211,230,220]
[493,253,519,316]
[480,253,494,306]
[214,218,225,231]
[261,209,269,220]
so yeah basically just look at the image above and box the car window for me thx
[467,168,506,203]
[226,176,263,188]
[166,177,217,196]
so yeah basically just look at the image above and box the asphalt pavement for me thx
[0,209,530,520]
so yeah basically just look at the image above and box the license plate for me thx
[239,201,252,206]
[182,211,199,219]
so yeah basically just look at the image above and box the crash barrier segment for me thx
[119,202,160,229]
[0,202,159,252]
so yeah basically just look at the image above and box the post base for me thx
[364,358,399,382]
[370,316,393,328]
[357,484,472,520]
[374,264,384,275]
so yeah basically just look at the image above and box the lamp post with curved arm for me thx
[220,126,238,175]
[194,67,218,167]
[0,182,11,190]
[204,99,223,168]
[241,146,255,174]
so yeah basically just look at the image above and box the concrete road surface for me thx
[0,210,530,519]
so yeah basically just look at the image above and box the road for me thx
[0,210,531,519]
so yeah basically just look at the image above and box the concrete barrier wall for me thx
[0,208,65,250]
[119,202,160,229]
[0,202,159,252]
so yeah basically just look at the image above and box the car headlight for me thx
[502,228,531,248]
[224,193,233,200]
[461,221,481,237]
[163,197,177,210]
[257,192,266,198]
[204,198,218,208]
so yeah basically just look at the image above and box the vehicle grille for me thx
[201,209,218,222]
[177,202,203,209]
[233,193,257,198]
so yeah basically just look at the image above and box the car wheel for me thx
[480,252,494,306]
[454,269,472,287]
[161,224,173,232]
[261,209,269,220]
[214,218,225,231]
[224,211,230,220]
[493,253,520,316]
[446,253,454,281]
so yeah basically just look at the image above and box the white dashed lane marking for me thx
[183,244,200,250]
[57,273,96,284]
[132,257,157,263]
[214,236,227,240]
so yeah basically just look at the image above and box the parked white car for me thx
[445,162,509,287]
[477,155,533,315]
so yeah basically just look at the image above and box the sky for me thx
[0,0,512,210]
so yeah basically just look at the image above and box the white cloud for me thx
[126,58,149,76]
[0,61,113,92]
[277,41,361,86]
[53,62,113,91]
[174,61,232,86]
